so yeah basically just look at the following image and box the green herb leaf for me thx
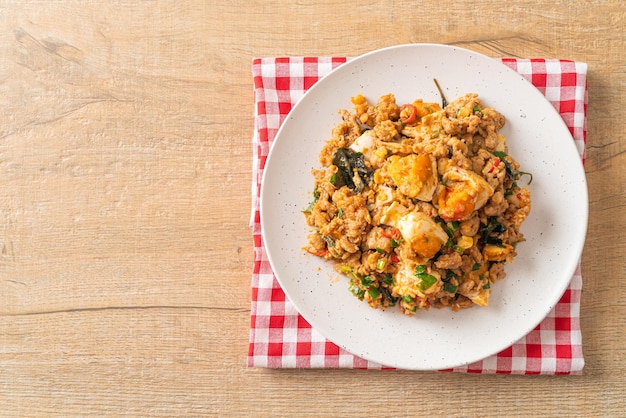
[443,283,458,293]
[414,265,426,275]
[417,274,438,291]
[390,237,402,248]
[367,287,381,299]
[402,294,414,304]
[383,274,394,286]
[442,270,456,282]
[381,287,398,306]
[493,152,533,185]
[414,265,438,290]
[331,147,373,193]
[303,188,320,213]
[322,235,335,248]
[349,283,365,300]
[361,276,373,287]
[480,218,507,246]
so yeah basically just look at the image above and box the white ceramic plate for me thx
[260,44,587,370]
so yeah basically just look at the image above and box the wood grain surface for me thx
[1,1,624,416]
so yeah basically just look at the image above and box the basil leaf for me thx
[331,147,373,193]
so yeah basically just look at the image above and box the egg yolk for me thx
[387,154,437,201]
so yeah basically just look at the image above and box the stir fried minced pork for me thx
[304,93,531,314]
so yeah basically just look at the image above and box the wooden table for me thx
[1,1,624,416]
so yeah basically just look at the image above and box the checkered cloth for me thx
[249,56,587,374]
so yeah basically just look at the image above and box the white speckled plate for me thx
[260,44,587,370]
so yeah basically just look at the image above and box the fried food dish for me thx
[304,92,531,314]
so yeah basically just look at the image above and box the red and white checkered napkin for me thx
[248,57,588,374]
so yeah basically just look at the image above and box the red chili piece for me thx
[400,104,417,124]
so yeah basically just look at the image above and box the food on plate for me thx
[303,92,531,314]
